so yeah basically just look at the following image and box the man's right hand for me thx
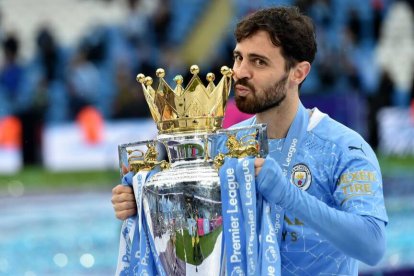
[111,184,137,220]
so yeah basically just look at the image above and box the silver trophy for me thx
[118,65,268,275]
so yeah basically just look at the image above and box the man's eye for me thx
[233,55,242,61]
[254,59,266,66]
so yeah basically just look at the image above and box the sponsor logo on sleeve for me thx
[348,144,366,156]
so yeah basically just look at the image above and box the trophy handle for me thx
[213,124,268,169]
[118,140,169,177]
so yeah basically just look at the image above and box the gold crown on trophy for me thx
[136,65,233,134]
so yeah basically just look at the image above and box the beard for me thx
[234,73,288,114]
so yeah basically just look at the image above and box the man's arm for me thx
[256,157,386,266]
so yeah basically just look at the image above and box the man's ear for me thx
[292,61,311,85]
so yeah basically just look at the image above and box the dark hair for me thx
[235,6,317,71]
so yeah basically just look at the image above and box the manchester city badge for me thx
[290,163,312,190]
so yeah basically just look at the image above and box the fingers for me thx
[121,164,130,175]
[111,186,135,203]
[111,193,136,204]
[254,157,265,176]
[112,184,133,195]
[112,197,136,220]
[113,200,136,212]
[112,184,137,220]
[116,209,137,220]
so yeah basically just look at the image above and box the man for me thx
[112,6,387,274]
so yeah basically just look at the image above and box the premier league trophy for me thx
[117,65,268,275]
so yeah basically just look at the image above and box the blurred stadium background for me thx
[0,0,413,275]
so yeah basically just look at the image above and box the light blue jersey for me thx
[232,107,388,275]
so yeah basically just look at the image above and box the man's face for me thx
[232,31,290,114]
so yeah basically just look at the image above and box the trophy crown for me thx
[137,65,233,134]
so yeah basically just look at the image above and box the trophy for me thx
[118,65,268,275]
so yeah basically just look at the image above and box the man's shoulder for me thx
[308,108,375,158]
[309,108,364,144]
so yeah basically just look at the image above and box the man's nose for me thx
[233,61,252,80]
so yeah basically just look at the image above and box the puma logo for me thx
[348,144,366,155]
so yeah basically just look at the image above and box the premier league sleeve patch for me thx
[290,163,312,191]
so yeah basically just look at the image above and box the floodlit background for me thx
[0,0,413,275]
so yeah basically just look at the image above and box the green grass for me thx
[175,227,222,265]
[0,153,412,192]
[377,154,414,176]
[0,166,120,191]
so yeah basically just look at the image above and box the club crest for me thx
[290,163,312,190]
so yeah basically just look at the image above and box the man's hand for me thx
[254,157,265,176]
[255,156,285,205]
[111,185,137,220]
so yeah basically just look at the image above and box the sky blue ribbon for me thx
[116,170,164,276]
[116,171,136,275]
[220,157,247,275]
[267,101,309,245]
[259,201,281,275]
[236,158,258,275]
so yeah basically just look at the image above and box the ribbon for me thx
[116,171,136,275]
[266,102,309,244]
[219,157,282,276]
[116,170,165,276]
[259,201,281,275]
[220,157,247,275]
[236,158,258,275]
